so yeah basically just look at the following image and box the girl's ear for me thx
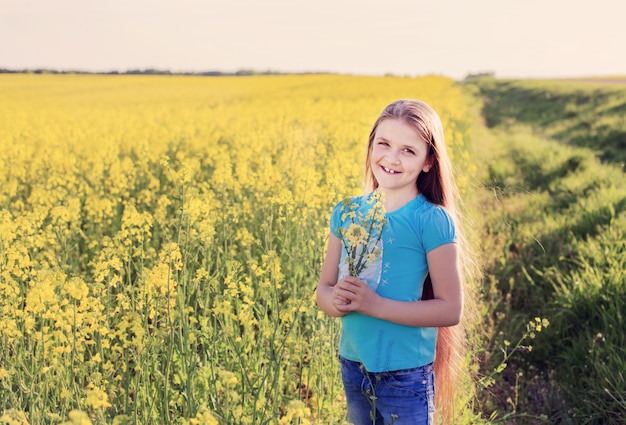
[424,138,435,173]
[423,158,433,173]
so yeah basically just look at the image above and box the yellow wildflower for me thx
[85,387,112,410]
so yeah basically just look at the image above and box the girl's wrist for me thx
[366,293,384,317]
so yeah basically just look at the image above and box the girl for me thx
[316,99,469,424]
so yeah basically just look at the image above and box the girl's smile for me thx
[381,165,400,174]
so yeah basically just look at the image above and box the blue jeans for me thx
[339,356,435,425]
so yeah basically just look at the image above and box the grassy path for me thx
[468,79,626,424]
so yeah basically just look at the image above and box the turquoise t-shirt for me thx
[330,192,456,372]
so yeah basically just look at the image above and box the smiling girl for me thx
[316,99,471,424]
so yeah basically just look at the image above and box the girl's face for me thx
[370,118,432,198]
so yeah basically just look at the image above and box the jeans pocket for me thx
[339,356,365,391]
[381,363,434,398]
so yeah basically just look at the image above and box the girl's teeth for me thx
[383,166,398,174]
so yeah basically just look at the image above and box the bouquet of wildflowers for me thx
[338,191,386,279]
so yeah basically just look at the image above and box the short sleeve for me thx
[421,206,456,253]
[329,200,345,238]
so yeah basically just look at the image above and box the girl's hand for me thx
[332,276,380,315]
[332,286,351,306]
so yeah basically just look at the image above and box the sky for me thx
[2,0,625,80]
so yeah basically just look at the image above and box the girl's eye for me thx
[403,149,415,155]
[377,141,389,146]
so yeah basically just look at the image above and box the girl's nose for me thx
[386,150,401,165]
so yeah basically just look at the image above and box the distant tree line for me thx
[0,68,330,76]
[463,71,495,81]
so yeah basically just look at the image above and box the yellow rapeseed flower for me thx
[85,387,112,410]
[0,409,30,425]
[60,410,92,425]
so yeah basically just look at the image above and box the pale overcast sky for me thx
[2,0,625,80]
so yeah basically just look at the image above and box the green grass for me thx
[466,79,626,424]
[474,78,626,169]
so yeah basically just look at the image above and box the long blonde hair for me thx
[366,99,473,422]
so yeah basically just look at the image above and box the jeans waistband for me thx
[338,355,433,376]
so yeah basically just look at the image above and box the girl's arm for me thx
[316,233,348,317]
[333,243,463,327]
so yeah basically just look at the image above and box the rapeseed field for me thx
[0,74,476,424]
